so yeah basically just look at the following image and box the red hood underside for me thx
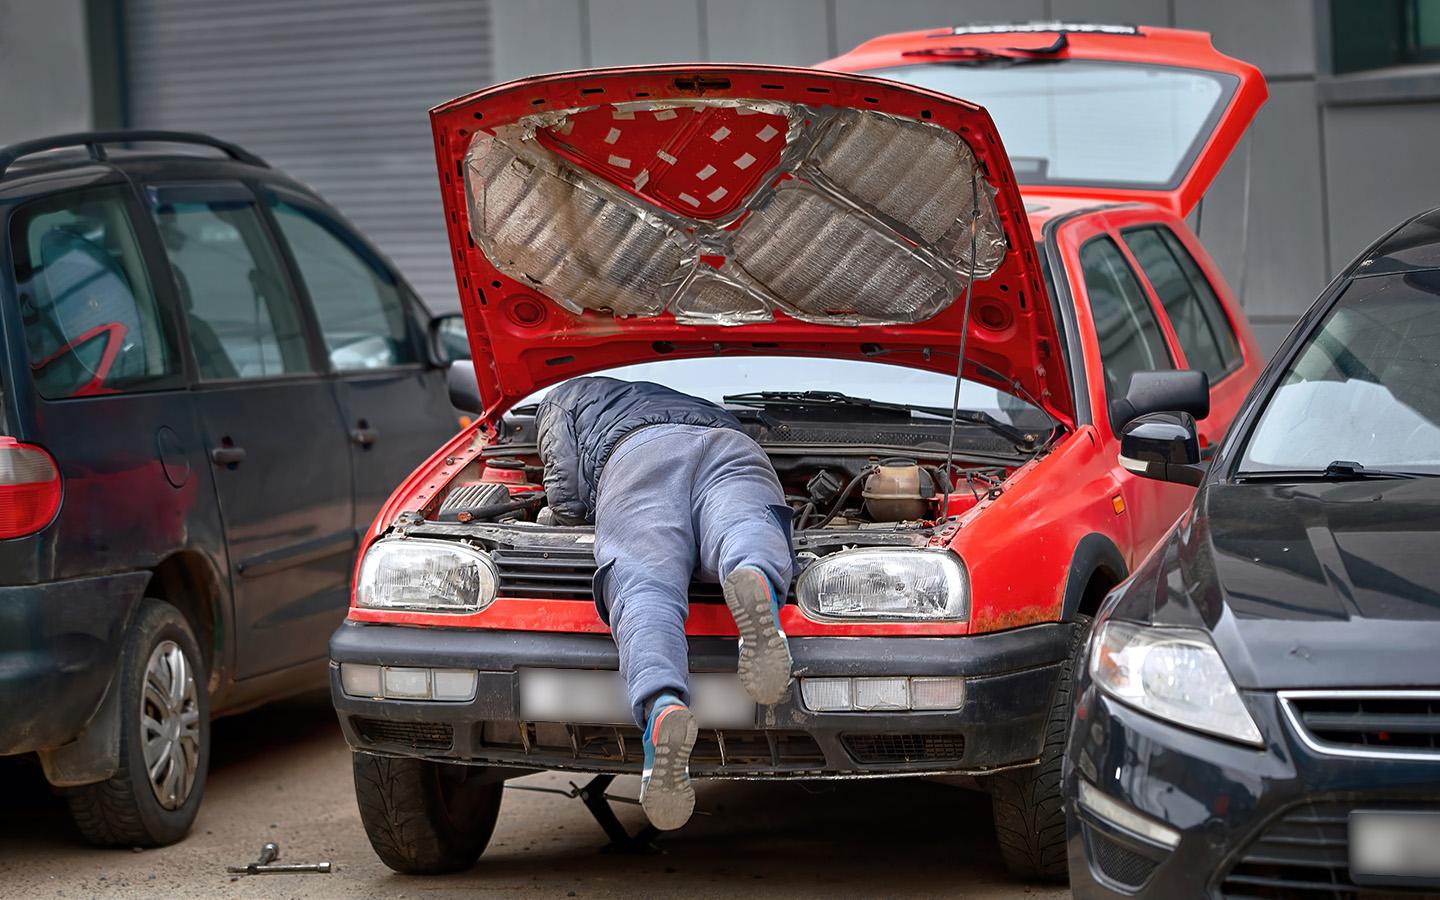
[429,64,1072,424]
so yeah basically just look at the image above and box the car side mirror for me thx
[1109,370,1210,429]
[446,359,483,415]
[428,312,471,367]
[1119,412,1206,486]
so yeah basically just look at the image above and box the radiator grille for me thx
[353,718,454,751]
[1284,693,1440,756]
[840,733,965,764]
[491,546,789,604]
[1221,801,1439,898]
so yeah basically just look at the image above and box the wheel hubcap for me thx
[141,640,200,810]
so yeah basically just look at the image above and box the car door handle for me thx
[350,425,379,448]
[210,445,247,466]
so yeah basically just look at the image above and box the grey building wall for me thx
[4,1,1438,353]
[0,0,94,146]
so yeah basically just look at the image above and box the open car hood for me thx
[824,24,1267,217]
[430,65,1071,423]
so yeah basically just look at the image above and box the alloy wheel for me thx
[140,639,201,810]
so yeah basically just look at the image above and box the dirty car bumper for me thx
[0,572,149,756]
[329,620,1075,778]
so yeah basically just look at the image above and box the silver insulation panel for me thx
[463,100,1008,326]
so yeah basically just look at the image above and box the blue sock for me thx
[642,692,686,771]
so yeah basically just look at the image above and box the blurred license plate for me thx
[1350,811,1440,885]
[518,668,755,729]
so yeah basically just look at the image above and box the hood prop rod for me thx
[940,169,982,522]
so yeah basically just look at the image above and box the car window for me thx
[1238,276,1440,475]
[1079,236,1174,403]
[11,186,179,399]
[1123,226,1241,381]
[151,194,314,381]
[867,60,1236,190]
[268,198,418,371]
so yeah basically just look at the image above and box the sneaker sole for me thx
[640,705,698,831]
[723,568,793,705]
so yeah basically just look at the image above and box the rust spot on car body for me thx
[969,601,1057,634]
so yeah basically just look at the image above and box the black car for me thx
[0,131,465,846]
[1063,207,1440,898]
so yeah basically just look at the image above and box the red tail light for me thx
[0,437,61,538]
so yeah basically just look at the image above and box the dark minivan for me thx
[0,131,462,846]
[1064,207,1440,898]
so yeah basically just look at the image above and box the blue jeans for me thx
[591,424,793,725]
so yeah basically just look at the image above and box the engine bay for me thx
[417,397,1060,536]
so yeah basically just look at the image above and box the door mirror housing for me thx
[1109,370,1210,430]
[1119,411,1206,486]
[446,359,484,415]
[428,312,471,367]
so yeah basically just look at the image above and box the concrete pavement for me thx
[0,690,1069,899]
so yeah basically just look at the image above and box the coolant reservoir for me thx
[481,457,530,485]
[862,458,934,522]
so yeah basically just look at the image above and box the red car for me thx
[330,24,1266,879]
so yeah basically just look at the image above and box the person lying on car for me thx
[536,375,794,830]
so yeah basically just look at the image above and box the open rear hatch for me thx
[823,24,1267,216]
[429,65,1072,425]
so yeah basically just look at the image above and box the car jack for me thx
[507,774,664,854]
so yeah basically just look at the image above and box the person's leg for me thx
[594,426,703,727]
[593,426,705,830]
[692,429,795,704]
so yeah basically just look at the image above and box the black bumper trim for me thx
[329,620,1075,675]
[329,621,1076,776]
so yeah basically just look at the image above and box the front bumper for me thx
[329,620,1076,778]
[1064,685,1440,898]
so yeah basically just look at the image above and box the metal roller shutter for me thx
[124,0,493,312]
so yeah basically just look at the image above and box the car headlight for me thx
[796,548,968,621]
[1089,620,1262,746]
[355,538,497,614]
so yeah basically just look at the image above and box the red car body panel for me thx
[349,26,1266,642]
[821,24,1268,217]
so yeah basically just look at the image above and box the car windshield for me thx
[520,357,1055,429]
[862,60,1237,190]
[1238,276,1440,476]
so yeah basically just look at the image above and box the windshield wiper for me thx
[1234,459,1425,482]
[722,390,1038,449]
[901,34,1068,63]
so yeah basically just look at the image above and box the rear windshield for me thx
[863,60,1238,191]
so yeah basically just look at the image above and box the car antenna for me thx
[940,168,982,521]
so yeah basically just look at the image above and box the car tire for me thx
[985,614,1092,882]
[352,751,504,874]
[63,598,211,847]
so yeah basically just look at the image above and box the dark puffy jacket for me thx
[536,376,743,523]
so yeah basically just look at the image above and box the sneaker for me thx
[639,696,698,831]
[723,567,793,705]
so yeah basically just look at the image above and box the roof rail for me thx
[0,130,268,181]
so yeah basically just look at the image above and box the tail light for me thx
[0,437,61,538]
